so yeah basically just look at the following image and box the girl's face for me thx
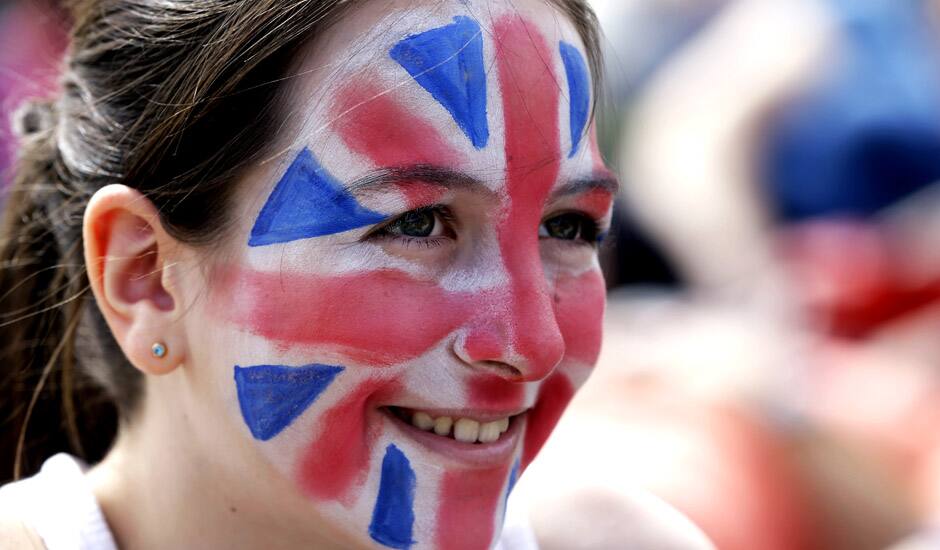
[182,1,613,548]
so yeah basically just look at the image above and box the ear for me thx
[83,184,187,375]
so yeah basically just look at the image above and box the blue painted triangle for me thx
[234,363,344,441]
[560,41,591,158]
[248,148,387,247]
[390,15,489,149]
[369,444,416,549]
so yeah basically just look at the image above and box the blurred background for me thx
[3,0,940,548]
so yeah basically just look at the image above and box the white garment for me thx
[0,454,537,550]
[0,454,117,550]
[495,491,540,550]
[887,529,940,550]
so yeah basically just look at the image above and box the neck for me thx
[87,374,348,550]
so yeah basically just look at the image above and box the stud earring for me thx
[151,342,167,359]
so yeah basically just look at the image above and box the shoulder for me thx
[0,470,49,550]
[0,453,116,550]
[0,514,46,550]
[510,425,715,550]
[524,483,715,550]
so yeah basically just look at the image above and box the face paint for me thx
[389,15,490,149]
[218,268,480,366]
[298,378,400,504]
[560,41,591,158]
[436,464,513,550]
[468,375,526,411]
[521,372,575,469]
[490,13,567,386]
[575,186,616,222]
[248,147,387,246]
[588,121,609,176]
[500,459,521,524]
[553,270,607,365]
[234,363,344,441]
[332,77,464,168]
[198,2,613,549]
[369,444,417,550]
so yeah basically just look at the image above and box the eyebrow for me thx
[345,165,620,199]
[345,165,487,196]
[549,175,621,201]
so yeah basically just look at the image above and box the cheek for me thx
[520,269,605,469]
[215,267,481,366]
[521,371,575,469]
[296,378,401,505]
[436,464,514,550]
[555,269,606,365]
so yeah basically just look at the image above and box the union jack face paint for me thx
[200,2,615,548]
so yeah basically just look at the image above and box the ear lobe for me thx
[83,184,186,376]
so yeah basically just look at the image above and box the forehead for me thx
[278,0,596,185]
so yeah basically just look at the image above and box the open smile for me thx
[383,406,526,465]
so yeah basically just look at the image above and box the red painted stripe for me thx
[296,378,400,504]
[522,371,575,468]
[493,14,565,381]
[436,465,511,550]
[574,187,615,221]
[216,263,604,370]
[392,180,448,211]
[216,267,482,367]
[332,76,463,170]
[468,374,526,411]
[554,270,606,365]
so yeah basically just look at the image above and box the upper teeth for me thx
[411,411,511,444]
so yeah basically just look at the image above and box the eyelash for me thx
[386,235,451,250]
[366,205,606,247]
[366,205,456,248]
[539,211,605,247]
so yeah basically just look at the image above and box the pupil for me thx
[399,210,434,237]
[547,215,580,240]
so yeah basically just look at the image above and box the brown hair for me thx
[0,0,602,482]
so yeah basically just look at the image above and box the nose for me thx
[456,269,565,382]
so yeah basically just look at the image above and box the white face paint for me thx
[181,1,614,548]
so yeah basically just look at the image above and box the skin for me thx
[81,1,613,549]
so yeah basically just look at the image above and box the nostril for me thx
[483,361,522,379]
[475,360,523,380]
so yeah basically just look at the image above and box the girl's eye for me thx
[374,206,454,240]
[392,209,436,237]
[539,212,601,243]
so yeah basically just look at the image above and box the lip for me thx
[381,406,525,467]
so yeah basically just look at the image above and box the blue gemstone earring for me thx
[151,342,167,359]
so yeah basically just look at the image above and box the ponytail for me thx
[0,99,121,482]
